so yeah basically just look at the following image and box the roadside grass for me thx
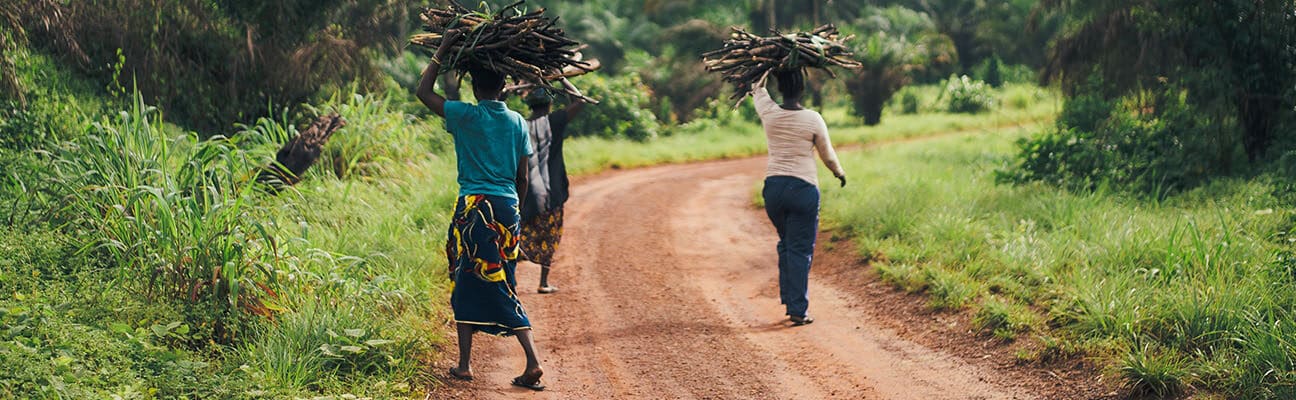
[822,130,1296,398]
[3,79,450,396]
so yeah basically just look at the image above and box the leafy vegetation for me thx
[941,75,995,114]
[826,131,1296,398]
[1006,0,1296,194]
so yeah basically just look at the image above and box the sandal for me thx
[511,375,545,391]
[790,315,815,326]
[537,286,559,294]
[447,367,473,381]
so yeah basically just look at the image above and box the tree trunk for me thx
[256,114,346,192]
[767,0,777,30]
[811,0,821,26]
[1240,96,1279,162]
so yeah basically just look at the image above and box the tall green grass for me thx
[3,85,450,397]
[823,130,1296,398]
[49,94,283,341]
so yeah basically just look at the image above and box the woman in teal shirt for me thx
[417,32,546,391]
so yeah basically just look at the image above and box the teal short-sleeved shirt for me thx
[444,100,533,199]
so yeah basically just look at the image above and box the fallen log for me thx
[256,114,346,192]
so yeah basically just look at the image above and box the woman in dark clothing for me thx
[519,80,587,294]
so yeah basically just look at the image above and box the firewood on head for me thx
[409,0,599,104]
[703,25,862,101]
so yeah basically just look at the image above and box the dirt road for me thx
[428,155,1036,400]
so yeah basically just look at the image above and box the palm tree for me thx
[845,33,913,125]
[1040,0,1296,162]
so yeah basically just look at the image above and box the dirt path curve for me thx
[429,142,1035,400]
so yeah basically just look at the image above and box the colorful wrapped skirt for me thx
[520,206,564,267]
[445,195,531,336]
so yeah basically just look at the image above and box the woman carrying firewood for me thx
[704,25,858,327]
[519,81,588,294]
[416,30,545,391]
[752,68,847,326]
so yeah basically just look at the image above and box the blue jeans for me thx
[762,176,820,318]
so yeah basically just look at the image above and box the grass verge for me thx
[822,129,1296,399]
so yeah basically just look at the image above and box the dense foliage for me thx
[565,73,662,141]
[1005,0,1296,194]
[3,0,413,133]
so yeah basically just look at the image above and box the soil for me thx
[426,134,1122,400]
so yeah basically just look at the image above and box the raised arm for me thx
[559,78,588,117]
[416,32,461,117]
[750,76,778,116]
[812,117,848,187]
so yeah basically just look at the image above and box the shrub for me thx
[999,79,1241,195]
[941,74,995,114]
[900,91,920,114]
[565,73,662,142]
[49,94,282,342]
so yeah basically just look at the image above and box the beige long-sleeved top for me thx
[752,87,845,186]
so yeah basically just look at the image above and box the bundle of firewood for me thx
[409,0,596,103]
[703,25,862,100]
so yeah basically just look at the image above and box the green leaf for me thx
[319,344,340,357]
[341,345,364,354]
[109,322,132,334]
[364,339,395,347]
[343,328,365,338]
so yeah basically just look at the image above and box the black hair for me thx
[525,87,553,107]
[468,67,505,95]
[774,68,805,101]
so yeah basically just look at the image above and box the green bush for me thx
[900,91,920,114]
[1000,79,1240,195]
[941,75,995,114]
[566,73,662,141]
[0,47,103,150]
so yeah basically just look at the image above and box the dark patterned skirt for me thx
[445,195,531,336]
[520,206,565,267]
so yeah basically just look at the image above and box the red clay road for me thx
[427,153,1035,400]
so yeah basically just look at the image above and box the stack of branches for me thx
[703,25,862,100]
[410,0,597,103]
